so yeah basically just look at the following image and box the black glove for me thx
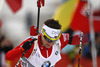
[22,38,37,51]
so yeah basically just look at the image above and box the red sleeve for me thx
[60,33,88,50]
[5,38,33,61]
[60,33,69,50]
[71,34,88,45]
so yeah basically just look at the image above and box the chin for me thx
[45,46,51,48]
[47,47,51,48]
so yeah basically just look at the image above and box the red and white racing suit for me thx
[5,33,87,67]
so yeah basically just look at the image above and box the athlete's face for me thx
[41,34,55,48]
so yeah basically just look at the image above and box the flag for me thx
[6,0,22,13]
[53,0,79,32]
[70,1,100,33]
[53,0,100,33]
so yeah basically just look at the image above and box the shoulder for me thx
[60,33,69,42]
[59,33,70,49]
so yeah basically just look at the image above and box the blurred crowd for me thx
[0,20,13,67]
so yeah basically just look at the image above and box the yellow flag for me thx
[53,0,79,32]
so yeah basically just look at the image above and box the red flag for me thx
[6,0,22,13]
[70,1,100,33]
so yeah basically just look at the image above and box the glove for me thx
[30,26,38,36]
[22,38,37,51]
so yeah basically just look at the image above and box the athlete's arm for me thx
[5,38,33,61]
[60,33,89,49]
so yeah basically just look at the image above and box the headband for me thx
[42,25,61,41]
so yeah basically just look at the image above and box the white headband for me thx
[42,25,61,40]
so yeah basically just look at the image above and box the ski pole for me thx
[78,32,83,67]
[15,0,45,67]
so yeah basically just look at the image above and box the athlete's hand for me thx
[22,38,37,51]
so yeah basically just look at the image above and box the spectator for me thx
[0,20,13,67]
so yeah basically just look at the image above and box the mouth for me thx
[45,44,51,48]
